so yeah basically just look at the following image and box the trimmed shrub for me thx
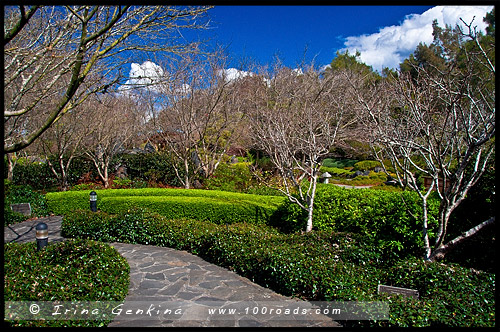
[319,166,352,177]
[4,239,129,327]
[46,188,285,225]
[347,171,390,186]
[271,184,440,260]
[322,158,358,168]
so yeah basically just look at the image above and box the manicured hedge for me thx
[272,184,440,260]
[46,188,285,225]
[4,239,129,327]
[61,208,495,327]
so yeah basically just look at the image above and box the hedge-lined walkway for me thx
[4,217,339,327]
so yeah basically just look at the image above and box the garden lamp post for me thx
[321,172,332,184]
[35,222,48,251]
[90,191,97,212]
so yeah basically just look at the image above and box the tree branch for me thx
[3,5,39,46]
[428,216,495,262]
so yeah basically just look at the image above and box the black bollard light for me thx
[90,191,97,212]
[35,222,48,251]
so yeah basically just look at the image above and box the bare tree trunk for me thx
[421,197,432,261]
[249,63,348,233]
[305,174,318,233]
[4,5,213,153]
[428,216,495,262]
[6,153,16,182]
[184,159,190,189]
[46,157,70,191]
[103,167,109,189]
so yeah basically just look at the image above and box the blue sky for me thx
[196,5,494,73]
[123,5,494,87]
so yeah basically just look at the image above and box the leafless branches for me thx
[4,5,213,153]
[351,23,495,260]
[151,52,246,188]
[250,63,354,232]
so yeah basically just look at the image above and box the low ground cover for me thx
[11,181,493,327]
[4,239,130,327]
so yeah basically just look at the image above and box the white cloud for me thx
[119,61,165,93]
[339,6,494,72]
[218,68,254,83]
[320,64,331,72]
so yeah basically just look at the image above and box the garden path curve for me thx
[4,216,340,327]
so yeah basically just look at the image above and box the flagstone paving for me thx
[5,216,340,327]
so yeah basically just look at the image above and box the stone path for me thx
[331,182,375,189]
[4,217,340,327]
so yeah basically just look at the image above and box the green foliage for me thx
[371,258,495,327]
[319,166,352,177]
[98,196,275,225]
[46,188,285,225]
[110,178,133,189]
[64,156,96,186]
[400,11,495,91]
[4,183,50,225]
[6,158,58,190]
[62,209,494,327]
[4,206,27,226]
[353,160,382,171]
[271,185,440,260]
[328,50,381,83]
[321,158,358,169]
[61,208,220,254]
[4,239,129,327]
[347,172,390,186]
[70,183,101,191]
[205,161,283,196]
[204,162,254,192]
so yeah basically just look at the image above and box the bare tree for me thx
[82,94,142,188]
[153,52,246,188]
[250,63,351,232]
[4,5,212,153]
[33,102,95,190]
[351,20,495,261]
